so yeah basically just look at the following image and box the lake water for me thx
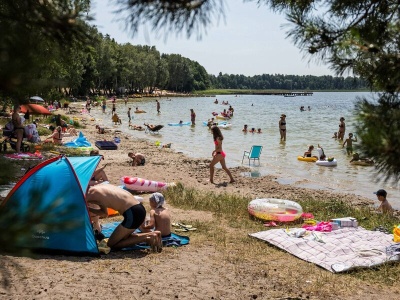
[90,92,400,209]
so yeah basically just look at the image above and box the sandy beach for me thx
[1,108,400,299]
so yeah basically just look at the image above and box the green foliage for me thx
[114,0,225,40]
[0,0,91,99]
[354,93,400,183]
[209,73,367,90]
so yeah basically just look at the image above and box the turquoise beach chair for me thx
[242,145,263,165]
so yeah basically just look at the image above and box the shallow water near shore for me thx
[89,92,400,209]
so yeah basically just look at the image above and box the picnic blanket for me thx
[250,227,400,273]
[102,222,189,250]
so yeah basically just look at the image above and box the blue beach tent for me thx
[0,155,102,255]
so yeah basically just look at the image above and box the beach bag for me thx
[394,225,400,243]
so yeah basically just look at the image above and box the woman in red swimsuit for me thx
[209,126,235,184]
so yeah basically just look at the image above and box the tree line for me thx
[210,73,367,91]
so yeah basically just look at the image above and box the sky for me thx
[90,0,334,77]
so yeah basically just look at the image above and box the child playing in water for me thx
[332,132,338,139]
[140,192,171,238]
[342,133,357,155]
[304,145,318,159]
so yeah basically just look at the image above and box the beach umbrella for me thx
[20,104,51,115]
[30,96,44,102]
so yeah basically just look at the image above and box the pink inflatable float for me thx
[121,176,175,192]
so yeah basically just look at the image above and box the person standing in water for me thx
[338,117,346,140]
[209,126,235,184]
[279,114,287,141]
[156,99,161,114]
[127,107,132,123]
[190,109,196,125]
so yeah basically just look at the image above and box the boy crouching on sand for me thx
[128,152,146,166]
[140,192,171,238]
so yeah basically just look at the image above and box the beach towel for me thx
[249,227,399,273]
[101,222,189,250]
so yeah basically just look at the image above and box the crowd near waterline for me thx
[83,92,400,209]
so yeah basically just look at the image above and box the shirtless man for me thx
[342,133,357,155]
[86,184,162,251]
[128,152,146,166]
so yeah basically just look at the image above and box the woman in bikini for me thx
[11,106,24,153]
[279,114,287,141]
[338,117,346,140]
[209,126,235,184]
[45,126,63,145]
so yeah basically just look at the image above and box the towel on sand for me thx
[250,227,399,273]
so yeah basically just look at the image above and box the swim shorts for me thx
[121,203,146,229]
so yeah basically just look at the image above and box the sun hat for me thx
[150,192,165,208]
[374,189,387,197]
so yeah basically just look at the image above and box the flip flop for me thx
[175,227,197,232]
[172,222,197,231]
[178,223,193,229]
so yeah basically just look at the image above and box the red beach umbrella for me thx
[20,104,51,115]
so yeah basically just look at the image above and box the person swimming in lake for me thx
[249,128,256,133]
[257,128,262,134]
[350,153,374,164]
[242,124,248,132]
